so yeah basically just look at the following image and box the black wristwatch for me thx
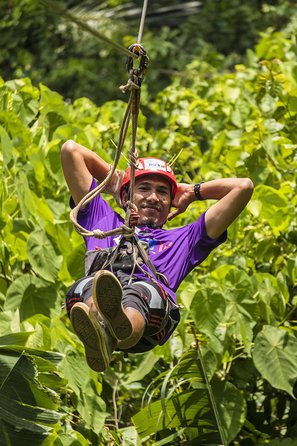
[194,182,204,200]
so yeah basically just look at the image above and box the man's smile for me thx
[141,204,161,212]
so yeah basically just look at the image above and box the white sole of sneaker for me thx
[70,302,109,372]
[93,271,133,341]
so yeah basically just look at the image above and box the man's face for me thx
[122,174,172,228]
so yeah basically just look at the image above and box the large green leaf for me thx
[76,387,107,434]
[59,348,91,397]
[190,286,226,336]
[5,274,58,321]
[27,229,62,282]
[253,272,287,325]
[0,346,63,365]
[223,269,258,350]
[0,352,61,446]
[133,349,230,444]
[212,378,247,444]
[0,331,32,346]
[253,325,297,396]
[59,347,107,434]
[191,268,258,352]
[248,185,291,236]
[132,389,219,438]
[125,350,160,384]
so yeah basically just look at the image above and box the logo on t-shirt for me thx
[113,228,160,255]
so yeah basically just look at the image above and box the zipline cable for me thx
[62,8,138,59]
[40,0,137,59]
[137,0,149,43]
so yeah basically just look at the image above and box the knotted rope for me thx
[69,73,141,239]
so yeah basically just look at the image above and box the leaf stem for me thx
[191,324,228,446]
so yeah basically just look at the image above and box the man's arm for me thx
[61,140,122,205]
[167,178,254,240]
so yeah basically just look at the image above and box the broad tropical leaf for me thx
[27,229,62,283]
[132,389,220,439]
[212,378,247,444]
[0,352,62,446]
[5,274,58,321]
[253,325,297,397]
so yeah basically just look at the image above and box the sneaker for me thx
[70,302,116,372]
[93,270,133,341]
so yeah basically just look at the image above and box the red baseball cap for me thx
[120,157,177,197]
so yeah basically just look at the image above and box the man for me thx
[61,140,253,372]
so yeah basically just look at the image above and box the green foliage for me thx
[1,12,297,445]
[180,0,296,56]
[1,0,296,105]
[253,325,297,397]
[0,348,63,446]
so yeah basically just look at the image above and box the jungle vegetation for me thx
[0,0,297,444]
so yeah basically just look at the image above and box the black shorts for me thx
[66,271,180,353]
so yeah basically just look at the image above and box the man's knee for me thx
[65,276,94,317]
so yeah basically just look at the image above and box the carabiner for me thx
[126,43,149,84]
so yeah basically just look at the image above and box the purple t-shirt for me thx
[74,180,227,303]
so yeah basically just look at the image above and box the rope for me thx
[68,0,167,285]
[69,82,139,239]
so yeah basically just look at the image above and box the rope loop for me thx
[126,200,138,213]
[119,77,140,93]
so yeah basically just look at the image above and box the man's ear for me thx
[121,189,128,209]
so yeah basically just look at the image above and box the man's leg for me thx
[67,275,119,372]
[91,270,178,352]
[68,272,146,371]
[91,270,146,349]
[70,302,116,372]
